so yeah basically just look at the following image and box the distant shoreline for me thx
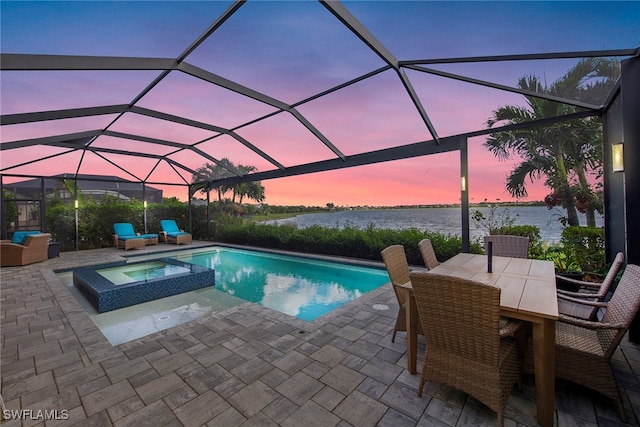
[248,201,548,222]
[321,201,547,211]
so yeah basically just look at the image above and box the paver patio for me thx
[1,242,639,426]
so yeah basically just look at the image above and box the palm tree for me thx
[191,158,234,201]
[485,58,619,227]
[231,164,257,203]
[239,181,265,204]
[191,160,265,206]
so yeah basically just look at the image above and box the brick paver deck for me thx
[1,242,639,426]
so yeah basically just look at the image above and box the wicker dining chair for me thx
[418,238,440,270]
[529,264,640,422]
[556,252,624,320]
[381,245,423,342]
[410,272,523,427]
[484,235,529,259]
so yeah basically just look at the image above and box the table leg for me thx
[405,288,418,374]
[532,318,555,427]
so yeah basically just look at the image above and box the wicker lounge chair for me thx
[160,219,192,245]
[527,264,640,422]
[380,245,423,342]
[410,272,523,427]
[0,233,51,267]
[556,252,624,320]
[484,235,529,259]
[418,238,440,270]
[113,223,158,250]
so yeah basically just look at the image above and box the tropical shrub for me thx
[2,190,19,232]
[44,204,76,251]
[540,246,582,274]
[560,226,606,274]
[215,222,483,265]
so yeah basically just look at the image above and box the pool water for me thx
[169,247,390,321]
[60,246,391,345]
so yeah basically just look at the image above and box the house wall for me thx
[605,56,640,341]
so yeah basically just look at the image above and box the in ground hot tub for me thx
[73,258,215,313]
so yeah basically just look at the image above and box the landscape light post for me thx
[143,200,148,234]
[74,199,79,251]
[460,137,470,253]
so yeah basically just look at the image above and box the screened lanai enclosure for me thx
[1,1,639,266]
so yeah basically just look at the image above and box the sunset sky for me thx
[1,1,638,207]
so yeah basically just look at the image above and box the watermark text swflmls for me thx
[2,409,70,421]
[0,395,69,421]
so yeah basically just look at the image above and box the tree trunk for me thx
[561,184,580,226]
[574,165,597,227]
[556,154,580,226]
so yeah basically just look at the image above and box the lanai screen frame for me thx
[1,0,638,254]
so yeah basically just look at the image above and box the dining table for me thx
[401,252,558,427]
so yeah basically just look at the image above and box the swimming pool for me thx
[60,246,391,345]
[167,247,390,321]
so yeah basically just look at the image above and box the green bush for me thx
[45,204,76,251]
[215,222,483,265]
[81,197,143,248]
[539,246,582,273]
[560,226,606,274]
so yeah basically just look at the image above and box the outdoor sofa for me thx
[0,232,51,266]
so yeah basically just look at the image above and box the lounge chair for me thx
[160,219,192,245]
[556,252,624,320]
[0,233,51,266]
[484,235,529,259]
[380,245,423,342]
[411,271,523,427]
[113,223,158,251]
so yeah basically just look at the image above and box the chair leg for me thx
[417,358,428,397]
[391,329,397,343]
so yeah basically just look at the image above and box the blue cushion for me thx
[113,223,136,237]
[160,220,180,233]
[118,235,144,241]
[167,231,190,238]
[11,230,41,245]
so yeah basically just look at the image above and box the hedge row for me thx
[216,222,483,266]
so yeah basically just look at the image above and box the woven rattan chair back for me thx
[598,264,640,358]
[484,235,529,259]
[595,252,625,299]
[410,272,521,427]
[557,252,625,320]
[381,245,411,305]
[381,245,421,342]
[418,239,440,270]
[412,272,501,365]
